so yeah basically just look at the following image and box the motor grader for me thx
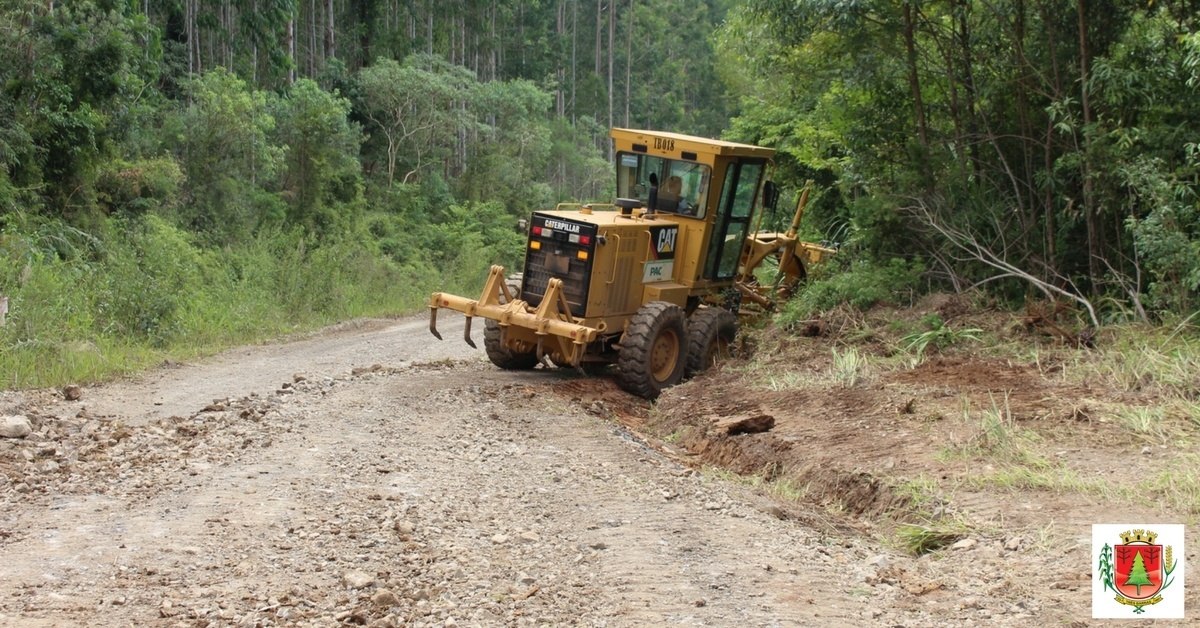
[428,128,834,398]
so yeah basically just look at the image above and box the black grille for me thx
[523,249,589,315]
[521,213,598,318]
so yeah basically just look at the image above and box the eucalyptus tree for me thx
[168,69,284,241]
[270,78,363,236]
[356,55,476,187]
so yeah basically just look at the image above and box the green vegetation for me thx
[725,1,1200,321]
[1147,456,1200,515]
[901,315,983,361]
[3,1,1200,387]
[777,258,924,326]
[894,522,968,556]
[1077,327,1200,398]
[0,1,731,387]
[938,394,1047,467]
[702,465,810,504]
[830,347,868,388]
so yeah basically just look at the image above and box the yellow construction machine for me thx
[429,128,834,398]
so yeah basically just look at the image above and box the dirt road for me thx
[0,315,902,627]
[1,313,1170,626]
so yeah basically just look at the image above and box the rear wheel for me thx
[685,307,738,377]
[617,301,687,399]
[484,279,538,370]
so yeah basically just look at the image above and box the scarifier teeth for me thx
[463,316,477,349]
[429,307,443,340]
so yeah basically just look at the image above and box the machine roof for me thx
[610,128,775,158]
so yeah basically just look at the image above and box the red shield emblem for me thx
[1114,543,1164,600]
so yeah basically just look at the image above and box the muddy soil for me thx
[1,310,1195,626]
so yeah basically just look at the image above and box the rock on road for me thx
[1,314,923,626]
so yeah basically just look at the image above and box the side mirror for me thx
[763,181,780,211]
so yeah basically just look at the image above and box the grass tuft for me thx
[1075,326,1200,399]
[831,346,868,387]
[894,522,968,555]
[901,318,983,361]
[941,394,1048,467]
[1147,455,1200,514]
[962,465,1111,495]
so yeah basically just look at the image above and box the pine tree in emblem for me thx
[1124,550,1153,596]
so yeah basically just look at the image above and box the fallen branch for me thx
[910,201,1100,328]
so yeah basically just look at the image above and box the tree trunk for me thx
[287,15,296,84]
[1076,0,1101,289]
[607,0,614,143]
[902,2,931,190]
[625,0,633,127]
[1013,0,1036,237]
[186,0,198,74]
[571,0,578,122]
[594,0,602,85]
[496,2,504,79]
[310,0,319,75]
[491,2,498,81]
[325,0,335,61]
[595,0,604,140]
[251,0,258,82]
[935,14,965,173]
[359,0,370,68]
[219,0,226,70]
[554,1,565,117]
[956,0,981,178]
[1041,1,1063,278]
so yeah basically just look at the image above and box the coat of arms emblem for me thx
[1097,529,1178,614]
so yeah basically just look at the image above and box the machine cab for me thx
[610,129,774,287]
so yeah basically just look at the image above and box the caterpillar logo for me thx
[650,226,678,260]
[543,219,581,234]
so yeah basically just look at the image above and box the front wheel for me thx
[617,301,687,399]
[483,279,537,370]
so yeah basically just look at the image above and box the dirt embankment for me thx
[632,298,1200,623]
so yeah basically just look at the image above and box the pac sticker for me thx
[643,260,673,283]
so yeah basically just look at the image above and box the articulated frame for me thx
[429,265,602,366]
[735,184,837,310]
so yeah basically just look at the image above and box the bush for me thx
[777,257,925,325]
[95,215,204,345]
[94,157,184,216]
[1122,155,1200,315]
[0,213,421,388]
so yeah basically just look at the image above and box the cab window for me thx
[704,159,765,280]
[616,152,710,218]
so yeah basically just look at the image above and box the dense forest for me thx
[1,0,1198,385]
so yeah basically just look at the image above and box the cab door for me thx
[704,159,765,280]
